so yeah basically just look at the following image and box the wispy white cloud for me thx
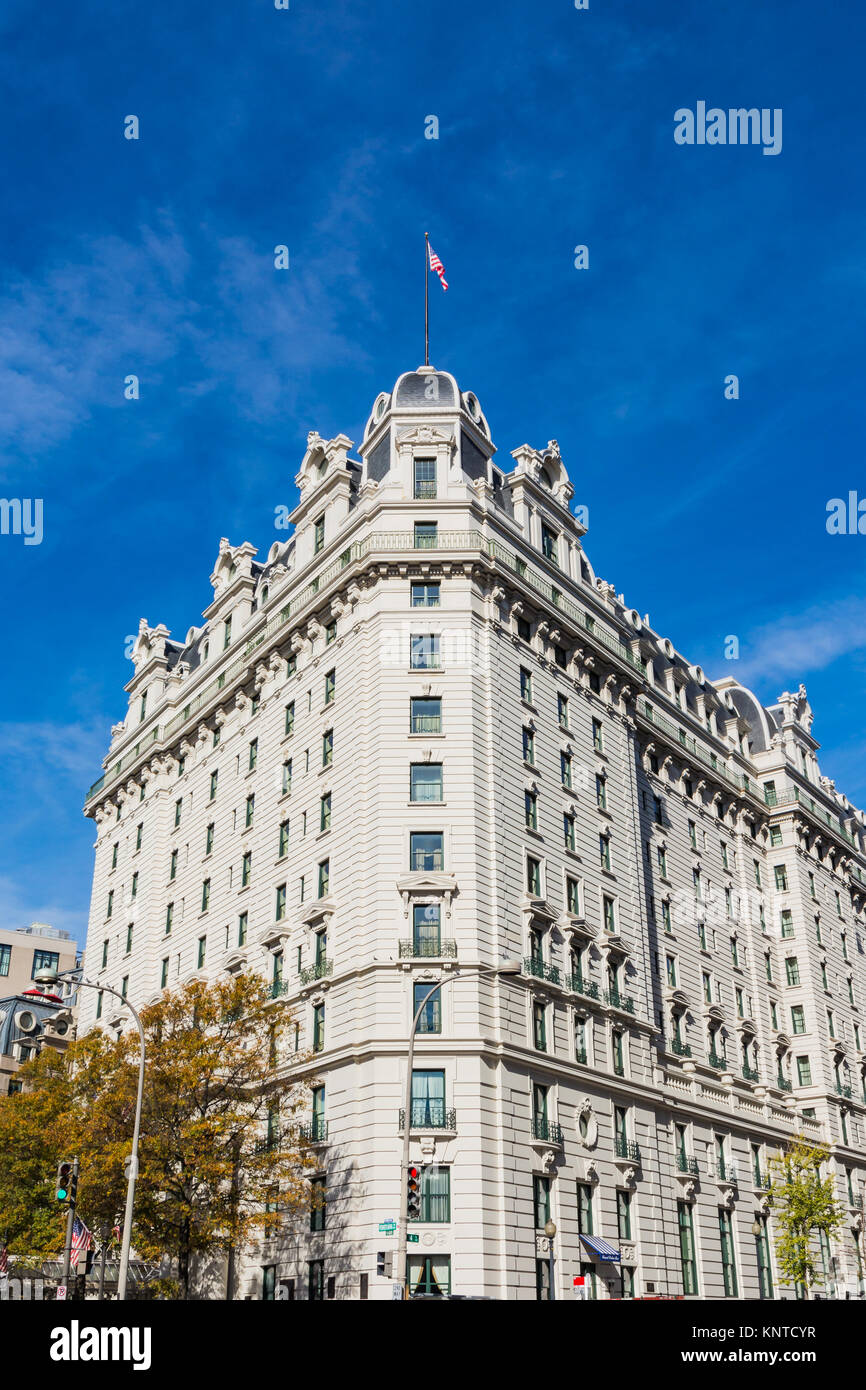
[732,595,866,686]
[0,719,107,780]
[0,160,383,465]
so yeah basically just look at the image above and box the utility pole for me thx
[60,1158,79,1289]
[394,961,520,1301]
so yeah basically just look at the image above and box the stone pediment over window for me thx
[258,924,292,952]
[704,1004,726,1025]
[397,872,457,918]
[520,895,558,927]
[666,988,690,1011]
[223,950,250,974]
[395,425,453,449]
[301,896,337,929]
[562,914,594,940]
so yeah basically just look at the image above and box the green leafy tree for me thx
[0,1048,79,1260]
[767,1135,846,1295]
[0,973,315,1297]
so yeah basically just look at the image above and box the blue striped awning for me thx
[579,1235,621,1262]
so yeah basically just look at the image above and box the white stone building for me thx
[81,368,866,1300]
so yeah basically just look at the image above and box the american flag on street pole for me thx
[427,242,448,291]
[0,1245,8,1275]
[70,1216,92,1261]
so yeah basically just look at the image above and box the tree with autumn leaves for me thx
[766,1135,847,1296]
[0,972,316,1298]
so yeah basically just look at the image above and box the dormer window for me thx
[414,457,437,499]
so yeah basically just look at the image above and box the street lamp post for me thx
[544,1219,557,1300]
[394,959,521,1301]
[35,968,146,1302]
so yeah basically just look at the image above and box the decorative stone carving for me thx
[577,1099,598,1150]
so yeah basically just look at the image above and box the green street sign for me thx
[407,1234,420,1243]
[379,1222,396,1233]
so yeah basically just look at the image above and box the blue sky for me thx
[1,0,864,946]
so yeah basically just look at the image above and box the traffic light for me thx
[56,1161,73,1202]
[407,1165,422,1220]
[376,1251,393,1278]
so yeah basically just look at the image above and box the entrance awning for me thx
[579,1234,621,1262]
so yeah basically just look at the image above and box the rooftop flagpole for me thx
[424,232,430,366]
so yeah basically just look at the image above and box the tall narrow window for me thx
[533,1176,551,1228]
[414,982,441,1035]
[413,456,437,499]
[756,1217,773,1299]
[533,1001,547,1052]
[677,1202,698,1295]
[718,1208,738,1296]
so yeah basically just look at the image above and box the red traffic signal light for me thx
[407,1166,422,1219]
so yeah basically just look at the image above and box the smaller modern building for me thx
[0,924,79,1094]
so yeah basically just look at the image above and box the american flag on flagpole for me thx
[71,1216,92,1260]
[0,1245,8,1275]
[428,242,448,291]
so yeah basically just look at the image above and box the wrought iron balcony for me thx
[523,957,561,985]
[605,988,635,1015]
[742,1065,761,1083]
[776,1076,793,1092]
[413,481,437,499]
[671,1038,692,1057]
[531,1118,563,1144]
[270,980,289,998]
[299,958,333,985]
[614,1137,641,1163]
[836,1082,853,1099]
[575,1047,588,1064]
[566,973,599,999]
[399,938,457,959]
[716,1160,738,1183]
[755,1171,772,1190]
[299,1118,329,1143]
[254,1134,281,1154]
[399,1103,456,1132]
[677,1153,699,1176]
[708,1051,727,1070]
